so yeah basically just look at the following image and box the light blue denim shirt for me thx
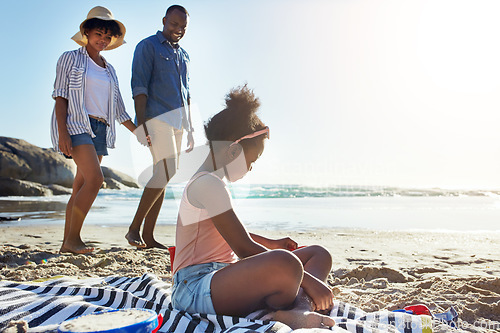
[131,31,192,132]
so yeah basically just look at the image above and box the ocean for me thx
[1,184,500,233]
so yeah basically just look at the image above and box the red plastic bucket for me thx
[168,246,176,267]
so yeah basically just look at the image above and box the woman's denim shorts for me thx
[171,262,230,314]
[70,117,108,156]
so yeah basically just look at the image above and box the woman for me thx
[50,6,137,254]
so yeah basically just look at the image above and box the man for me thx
[127,5,194,248]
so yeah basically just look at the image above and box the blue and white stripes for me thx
[0,274,281,333]
[50,46,131,153]
[0,273,434,333]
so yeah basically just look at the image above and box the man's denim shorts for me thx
[70,117,108,156]
[171,262,230,314]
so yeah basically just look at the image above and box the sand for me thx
[0,223,499,332]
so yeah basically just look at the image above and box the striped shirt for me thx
[50,46,131,152]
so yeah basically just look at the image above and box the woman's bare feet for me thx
[60,240,94,254]
[125,230,146,248]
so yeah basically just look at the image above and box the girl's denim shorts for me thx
[70,117,108,156]
[171,262,230,314]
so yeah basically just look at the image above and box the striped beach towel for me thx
[0,273,432,333]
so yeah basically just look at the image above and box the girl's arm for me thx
[225,221,332,310]
[55,97,72,156]
[189,174,266,258]
[212,210,267,258]
[250,233,298,250]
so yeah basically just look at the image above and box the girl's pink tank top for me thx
[173,172,238,274]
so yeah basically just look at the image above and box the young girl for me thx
[50,7,138,254]
[171,86,336,329]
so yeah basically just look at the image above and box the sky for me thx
[1,0,500,189]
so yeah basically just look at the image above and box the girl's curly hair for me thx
[204,85,266,147]
[83,18,123,38]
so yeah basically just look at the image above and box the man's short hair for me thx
[166,5,189,17]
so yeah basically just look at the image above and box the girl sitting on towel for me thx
[170,85,336,329]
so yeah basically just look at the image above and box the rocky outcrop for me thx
[0,137,75,188]
[101,167,139,189]
[102,177,127,190]
[0,136,139,196]
[46,184,73,195]
[0,177,52,196]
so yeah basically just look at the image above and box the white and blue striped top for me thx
[50,46,131,153]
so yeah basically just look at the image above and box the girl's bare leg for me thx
[210,249,334,329]
[61,145,103,254]
[293,245,333,281]
[273,246,335,329]
[211,250,303,316]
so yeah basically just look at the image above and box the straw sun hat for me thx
[71,6,126,50]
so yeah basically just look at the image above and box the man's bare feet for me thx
[125,230,146,248]
[143,240,169,249]
[60,240,94,254]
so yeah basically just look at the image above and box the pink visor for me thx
[230,127,270,147]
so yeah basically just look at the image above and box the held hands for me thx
[134,124,151,147]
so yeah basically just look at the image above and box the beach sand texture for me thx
[0,224,499,332]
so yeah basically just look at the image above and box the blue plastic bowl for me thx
[58,308,159,333]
